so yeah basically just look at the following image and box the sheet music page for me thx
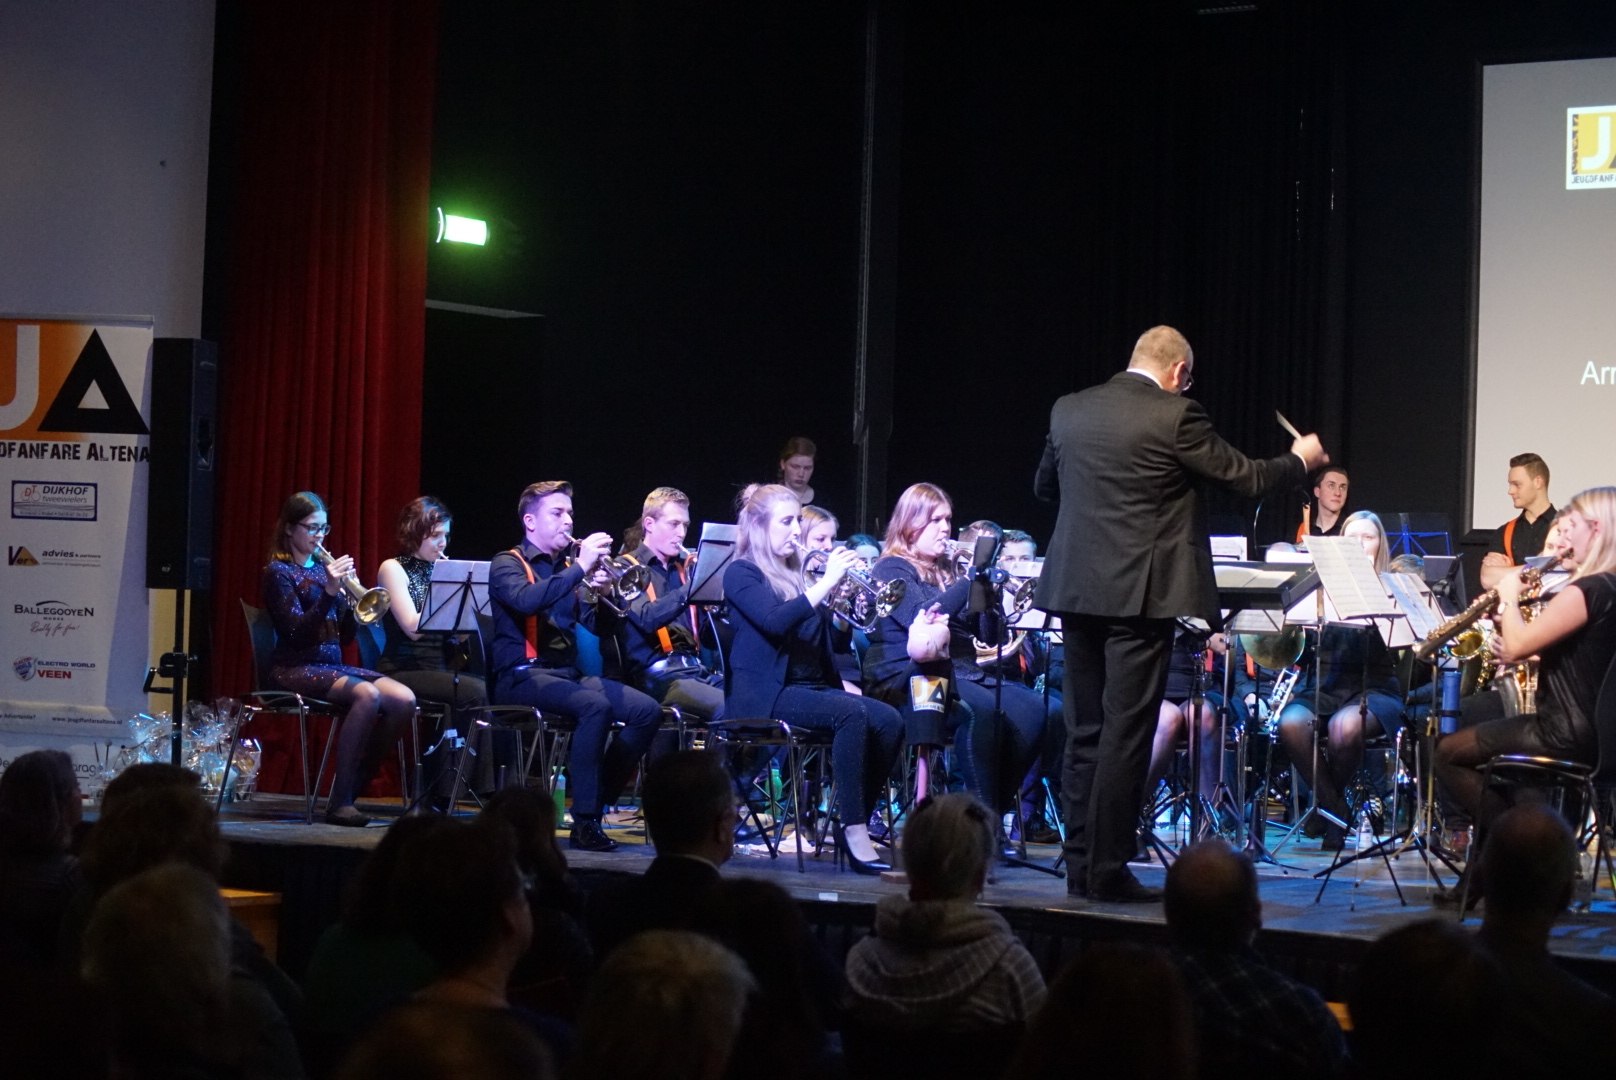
[1381,571,1442,640]
[1307,536,1399,619]
[1212,565,1303,590]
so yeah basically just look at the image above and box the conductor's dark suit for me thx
[1035,370,1304,893]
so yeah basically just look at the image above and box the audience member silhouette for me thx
[82,862,299,1080]
[301,815,449,1066]
[390,817,571,1062]
[585,750,737,958]
[1164,840,1346,1078]
[1348,919,1509,1079]
[842,793,1045,1080]
[0,749,84,969]
[334,1002,555,1080]
[1005,943,1194,1080]
[568,929,755,1080]
[1475,805,1616,1074]
[479,786,595,1017]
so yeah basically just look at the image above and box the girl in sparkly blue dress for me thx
[262,492,415,825]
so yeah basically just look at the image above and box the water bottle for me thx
[768,761,783,807]
[553,770,568,823]
[1439,665,1462,735]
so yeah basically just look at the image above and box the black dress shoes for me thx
[324,805,372,828]
[1089,871,1164,903]
[569,818,619,852]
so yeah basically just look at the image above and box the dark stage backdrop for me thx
[407,1,1616,560]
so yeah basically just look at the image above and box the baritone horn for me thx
[312,543,391,625]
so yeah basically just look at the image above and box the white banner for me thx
[0,316,151,740]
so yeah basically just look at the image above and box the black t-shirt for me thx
[1539,572,1616,737]
[1487,506,1557,565]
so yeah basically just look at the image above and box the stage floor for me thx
[215,794,1616,997]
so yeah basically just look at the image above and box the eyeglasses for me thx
[1179,366,1195,392]
[298,522,332,536]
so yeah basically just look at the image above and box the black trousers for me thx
[1059,613,1176,891]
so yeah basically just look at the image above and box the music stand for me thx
[408,560,491,813]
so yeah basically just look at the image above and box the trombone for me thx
[312,543,391,625]
[791,539,905,632]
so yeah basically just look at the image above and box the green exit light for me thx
[435,208,488,245]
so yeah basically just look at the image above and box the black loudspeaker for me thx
[146,338,218,590]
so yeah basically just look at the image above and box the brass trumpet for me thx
[312,543,391,625]
[792,539,905,632]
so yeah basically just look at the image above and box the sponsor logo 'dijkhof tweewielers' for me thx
[1567,104,1616,189]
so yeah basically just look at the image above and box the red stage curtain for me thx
[211,0,438,704]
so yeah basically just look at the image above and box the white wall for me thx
[0,0,215,335]
[0,1,216,747]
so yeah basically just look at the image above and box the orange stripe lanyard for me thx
[625,553,697,654]
[508,548,541,660]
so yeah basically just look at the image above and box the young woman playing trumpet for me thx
[723,485,903,873]
[262,492,415,825]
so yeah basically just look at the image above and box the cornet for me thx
[563,532,650,616]
[312,543,391,625]
[791,539,905,632]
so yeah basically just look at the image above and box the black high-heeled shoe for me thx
[834,823,891,876]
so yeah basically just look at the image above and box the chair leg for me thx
[789,740,806,873]
[446,721,479,816]
[1461,757,1502,918]
[310,713,342,825]
[298,705,311,822]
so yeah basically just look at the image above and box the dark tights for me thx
[774,685,903,823]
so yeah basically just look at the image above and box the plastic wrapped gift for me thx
[108,701,261,801]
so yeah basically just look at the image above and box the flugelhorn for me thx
[791,539,905,632]
[312,543,391,625]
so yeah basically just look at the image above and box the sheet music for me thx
[1306,536,1399,619]
[1212,565,1302,590]
[1226,608,1286,634]
[1209,535,1248,562]
[1381,571,1442,640]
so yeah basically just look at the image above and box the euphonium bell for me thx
[1238,625,1305,671]
[312,543,391,625]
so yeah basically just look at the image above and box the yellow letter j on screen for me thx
[1567,104,1616,189]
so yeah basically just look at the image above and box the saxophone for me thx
[1414,558,1557,662]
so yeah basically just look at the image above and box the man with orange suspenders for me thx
[487,481,663,852]
[610,487,726,724]
[1480,454,1556,590]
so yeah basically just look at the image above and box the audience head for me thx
[735,483,805,599]
[881,483,955,583]
[1341,510,1390,574]
[1388,552,1425,575]
[1560,486,1616,579]
[396,496,452,561]
[777,436,817,492]
[479,786,570,889]
[572,930,757,1080]
[903,793,996,902]
[1478,804,1579,925]
[1349,918,1505,1074]
[80,862,231,1067]
[99,761,201,813]
[82,780,225,896]
[268,490,329,563]
[1164,839,1261,951]
[392,819,529,979]
[849,533,881,560]
[342,814,456,935]
[642,750,737,865]
[335,1003,555,1080]
[0,749,82,856]
[1008,943,1193,1080]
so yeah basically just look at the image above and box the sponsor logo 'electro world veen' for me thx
[14,600,94,617]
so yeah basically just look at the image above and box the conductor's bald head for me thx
[1129,326,1193,376]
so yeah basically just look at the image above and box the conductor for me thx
[1034,326,1327,902]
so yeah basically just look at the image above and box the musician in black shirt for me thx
[1481,453,1557,590]
[1437,488,1616,822]
[488,481,662,852]
[607,487,724,723]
